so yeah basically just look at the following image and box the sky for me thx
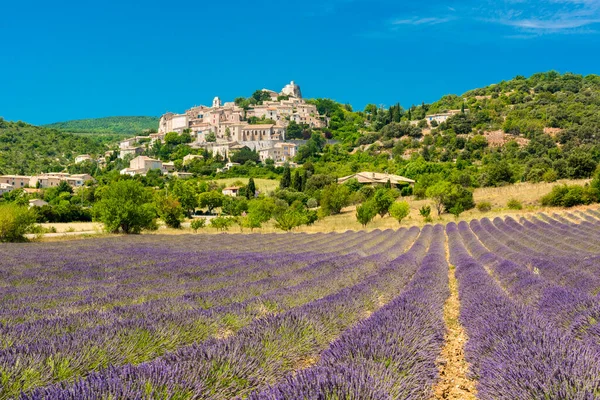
[1,0,599,125]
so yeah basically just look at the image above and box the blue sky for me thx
[1,0,599,125]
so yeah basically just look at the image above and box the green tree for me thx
[0,204,36,242]
[373,188,397,218]
[280,166,292,189]
[246,177,256,200]
[292,170,303,192]
[356,201,377,227]
[191,218,206,232]
[155,193,185,228]
[426,182,450,216]
[274,209,303,231]
[93,180,157,234]
[171,180,198,216]
[320,184,350,216]
[389,201,410,225]
[198,191,225,214]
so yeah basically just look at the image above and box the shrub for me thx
[274,209,304,231]
[0,204,36,242]
[356,201,377,227]
[507,198,523,210]
[540,185,598,208]
[419,205,433,223]
[400,186,413,197]
[190,218,206,232]
[389,202,410,225]
[210,217,235,231]
[306,198,318,209]
[477,201,492,212]
[373,188,397,218]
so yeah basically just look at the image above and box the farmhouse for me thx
[0,175,32,188]
[75,154,93,164]
[222,186,242,197]
[0,183,14,195]
[28,199,49,208]
[338,172,415,188]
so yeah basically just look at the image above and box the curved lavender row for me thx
[536,213,600,248]
[5,231,416,398]
[508,216,600,254]
[249,225,449,400]
[496,217,600,290]
[472,219,600,295]
[458,222,600,344]
[23,227,432,399]
[447,223,600,400]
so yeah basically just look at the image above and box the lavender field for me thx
[1,210,600,399]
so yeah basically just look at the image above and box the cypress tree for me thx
[280,166,291,189]
[292,170,303,192]
[247,177,256,199]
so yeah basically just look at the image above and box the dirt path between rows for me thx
[433,235,478,400]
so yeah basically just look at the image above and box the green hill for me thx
[0,119,106,175]
[44,116,159,135]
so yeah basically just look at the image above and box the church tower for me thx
[212,96,222,108]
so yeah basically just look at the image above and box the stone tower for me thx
[281,81,302,99]
[212,96,222,108]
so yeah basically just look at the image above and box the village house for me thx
[424,109,469,126]
[182,154,204,165]
[119,146,144,159]
[30,173,93,188]
[259,142,297,163]
[0,175,32,189]
[338,172,415,188]
[222,186,241,197]
[0,183,14,195]
[29,199,49,208]
[120,156,165,176]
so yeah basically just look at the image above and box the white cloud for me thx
[392,16,454,26]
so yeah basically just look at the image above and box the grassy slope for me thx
[44,116,159,135]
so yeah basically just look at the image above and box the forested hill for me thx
[43,116,159,135]
[0,119,106,175]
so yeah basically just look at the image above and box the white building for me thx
[0,183,14,195]
[120,156,165,176]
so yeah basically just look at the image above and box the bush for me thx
[400,186,413,197]
[356,201,377,227]
[477,201,492,212]
[389,202,410,225]
[155,193,185,228]
[419,205,433,223]
[210,217,235,231]
[93,180,157,234]
[540,185,598,208]
[306,198,318,209]
[373,188,398,218]
[507,198,523,210]
[190,218,206,232]
[0,204,36,242]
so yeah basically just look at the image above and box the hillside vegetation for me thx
[0,119,105,175]
[44,116,159,135]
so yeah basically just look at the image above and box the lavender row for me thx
[23,227,432,399]
[447,223,600,399]
[249,225,449,399]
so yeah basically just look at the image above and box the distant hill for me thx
[0,119,106,175]
[44,116,159,135]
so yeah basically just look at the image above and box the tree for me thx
[426,182,450,216]
[419,205,432,222]
[246,177,256,200]
[205,132,216,142]
[389,202,410,225]
[198,191,225,214]
[373,188,397,218]
[356,201,377,227]
[93,180,157,234]
[292,170,303,192]
[320,184,350,216]
[230,146,260,164]
[210,216,235,231]
[0,204,36,242]
[155,193,185,229]
[172,180,198,216]
[280,166,292,189]
[274,209,303,231]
